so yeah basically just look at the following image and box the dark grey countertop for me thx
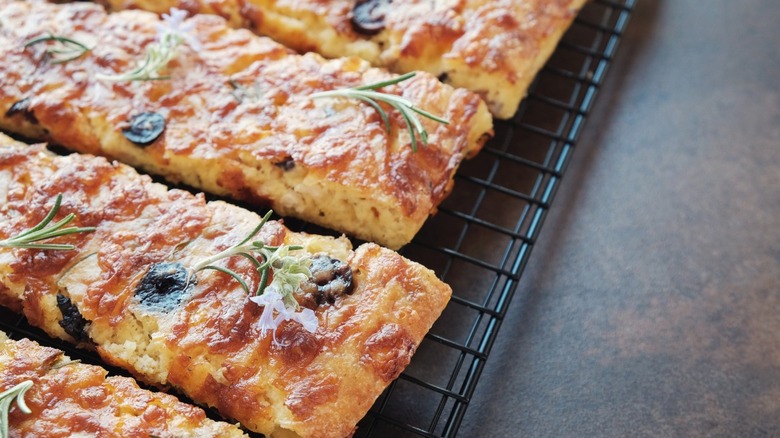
[460,0,780,436]
[0,1,776,437]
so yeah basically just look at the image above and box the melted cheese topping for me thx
[98,0,587,118]
[0,331,246,437]
[0,137,452,438]
[0,0,493,249]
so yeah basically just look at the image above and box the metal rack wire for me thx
[355,1,637,436]
[0,0,635,436]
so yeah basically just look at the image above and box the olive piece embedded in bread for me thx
[135,262,195,311]
[298,254,355,307]
[351,0,391,35]
[273,156,295,171]
[5,97,38,124]
[122,112,165,146]
[56,293,90,343]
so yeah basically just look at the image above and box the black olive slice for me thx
[56,293,90,343]
[134,262,195,312]
[274,156,296,171]
[299,255,355,306]
[351,0,392,36]
[5,97,38,124]
[122,112,166,146]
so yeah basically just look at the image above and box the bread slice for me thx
[0,331,247,437]
[0,0,492,249]
[0,135,452,438]
[96,0,587,118]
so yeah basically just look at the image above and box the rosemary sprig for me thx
[96,8,199,82]
[51,359,81,370]
[228,79,260,104]
[189,210,317,337]
[0,194,96,251]
[95,32,178,82]
[310,71,450,152]
[0,380,33,438]
[24,34,91,64]
[189,210,310,299]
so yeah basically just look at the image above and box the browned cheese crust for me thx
[0,0,493,249]
[0,135,452,438]
[98,0,588,118]
[0,331,247,437]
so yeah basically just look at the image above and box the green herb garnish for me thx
[188,211,319,336]
[95,33,178,82]
[0,194,96,251]
[24,34,91,64]
[96,8,199,82]
[187,210,316,336]
[228,79,260,104]
[51,359,81,370]
[188,210,310,298]
[310,71,450,152]
[0,380,33,438]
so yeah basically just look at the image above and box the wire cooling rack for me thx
[355,1,636,436]
[0,0,635,436]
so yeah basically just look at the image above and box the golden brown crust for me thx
[0,331,247,437]
[0,0,492,249]
[0,135,452,438]
[98,0,588,118]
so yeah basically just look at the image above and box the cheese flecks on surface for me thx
[97,0,588,118]
[0,0,493,249]
[0,331,248,437]
[0,136,452,438]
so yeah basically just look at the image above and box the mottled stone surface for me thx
[461,0,780,436]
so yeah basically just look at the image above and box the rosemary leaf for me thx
[310,71,450,152]
[185,210,315,337]
[96,8,199,82]
[0,380,33,438]
[188,210,309,298]
[25,34,91,64]
[0,194,95,251]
